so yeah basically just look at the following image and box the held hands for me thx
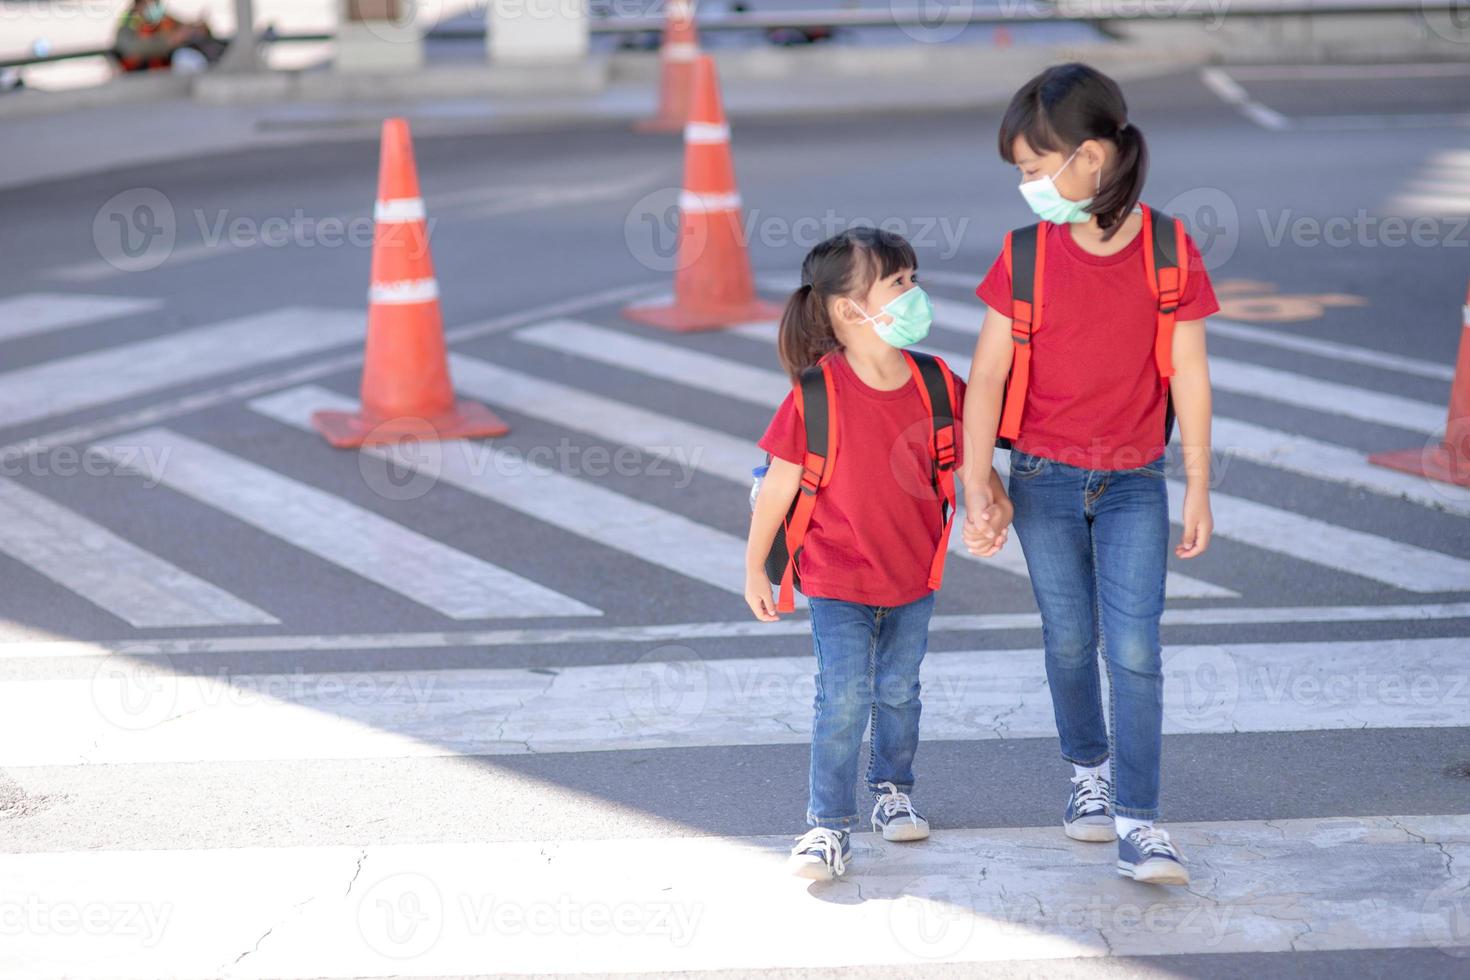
[1176,484,1213,559]
[961,484,1014,558]
[745,570,780,622]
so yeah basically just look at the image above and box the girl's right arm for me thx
[745,456,803,622]
[960,306,1017,540]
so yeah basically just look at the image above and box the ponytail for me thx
[777,283,838,379]
[1093,120,1147,237]
[776,226,916,380]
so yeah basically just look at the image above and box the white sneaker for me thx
[787,827,851,879]
[871,781,930,842]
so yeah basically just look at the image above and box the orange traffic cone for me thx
[623,55,783,332]
[312,118,509,448]
[635,0,700,133]
[1369,281,1470,486]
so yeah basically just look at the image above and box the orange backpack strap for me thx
[775,360,838,613]
[999,222,1047,443]
[1141,204,1188,379]
[903,350,958,592]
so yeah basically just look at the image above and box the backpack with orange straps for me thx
[762,349,959,614]
[998,204,1187,447]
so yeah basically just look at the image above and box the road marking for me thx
[0,307,366,431]
[8,636,1466,765]
[0,293,163,342]
[1199,67,1292,131]
[1163,479,1470,592]
[1208,356,1445,434]
[527,320,1470,592]
[89,427,599,621]
[4,602,1468,659]
[447,354,1233,598]
[1213,416,1470,517]
[0,814,1463,974]
[930,298,1456,383]
[517,319,790,403]
[0,280,662,469]
[922,306,1446,434]
[0,479,277,628]
[249,386,774,604]
[954,501,1239,600]
[1390,148,1470,216]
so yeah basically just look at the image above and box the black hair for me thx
[777,227,916,379]
[998,62,1147,240]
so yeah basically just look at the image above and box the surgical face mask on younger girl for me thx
[1018,147,1093,224]
[853,286,933,348]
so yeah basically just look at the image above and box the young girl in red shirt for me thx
[962,64,1219,886]
[745,227,1012,878]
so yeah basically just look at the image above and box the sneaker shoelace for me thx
[793,827,847,875]
[871,781,921,829]
[1131,827,1181,859]
[1070,773,1110,815]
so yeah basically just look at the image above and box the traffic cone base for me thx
[1368,445,1470,488]
[624,297,784,333]
[311,401,510,450]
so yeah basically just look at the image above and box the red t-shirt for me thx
[758,350,966,607]
[976,218,1219,470]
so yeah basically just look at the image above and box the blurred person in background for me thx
[114,0,228,73]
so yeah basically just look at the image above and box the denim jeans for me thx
[805,592,936,830]
[1008,449,1169,821]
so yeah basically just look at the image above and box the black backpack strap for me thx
[904,350,958,591]
[999,222,1045,444]
[772,361,837,612]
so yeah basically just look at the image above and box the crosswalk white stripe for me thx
[524,319,1470,593]
[447,353,1233,598]
[446,353,756,483]
[930,297,1457,382]
[88,427,599,621]
[7,602,1469,659]
[8,636,1464,766]
[923,304,1446,435]
[953,502,1240,599]
[0,479,277,628]
[926,339,1470,513]
[0,293,164,343]
[248,386,784,606]
[2,813,1462,975]
[0,308,366,430]
[1163,480,1470,592]
[0,814,1459,976]
[1208,355,1445,434]
[1213,416,1470,517]
[518,319,789,403]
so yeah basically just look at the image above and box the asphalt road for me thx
[0,65,1468,978]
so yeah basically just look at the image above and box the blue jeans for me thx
[1008,449,1169,821]
[805,592,936,830]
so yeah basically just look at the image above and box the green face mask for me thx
[855,285,933,349]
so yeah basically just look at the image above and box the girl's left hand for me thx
[1176,486,1213,559]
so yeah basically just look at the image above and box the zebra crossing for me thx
[0,283,1467,976]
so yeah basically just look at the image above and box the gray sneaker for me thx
[1063,772,1117,842]
[1117,826,1190,885]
